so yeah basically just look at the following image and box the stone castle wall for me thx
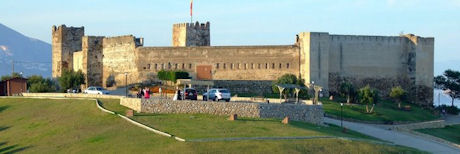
[298,32,434,105]
[52,23,434,105]
[173,22,210,47]
[135,45,300,81]
[52,25,84,78]
[120,98,324,125]
[101,35,142,87]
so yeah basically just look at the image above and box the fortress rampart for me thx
[52,22,434,105]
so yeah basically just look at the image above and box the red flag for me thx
[190,0,193,17]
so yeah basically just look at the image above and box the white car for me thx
[84,86,109,95]
[203,88,231,102]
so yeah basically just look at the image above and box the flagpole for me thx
[190,0,193,23]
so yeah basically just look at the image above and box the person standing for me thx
[144,87,150,99]
[159,87,162,98]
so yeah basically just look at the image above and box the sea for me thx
[434,89,458,107]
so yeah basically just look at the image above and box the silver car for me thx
[84,86,109,95]
[203,88,231,102]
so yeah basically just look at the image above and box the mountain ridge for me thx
[0,23,51,77]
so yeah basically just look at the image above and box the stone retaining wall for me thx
[22,93,123,99]
[120,98,142,112]
[392,120,445,130]
[121,98,323,125]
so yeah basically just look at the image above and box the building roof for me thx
[0,77,28,82]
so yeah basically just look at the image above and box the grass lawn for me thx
[0,98,424,153]
[416,124,460,144]
[322,98,439,123]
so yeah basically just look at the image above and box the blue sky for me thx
[1,0,459,74]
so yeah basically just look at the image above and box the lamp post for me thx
[124,72,128,97]
[311,81,315,104]
[340,103,344,128]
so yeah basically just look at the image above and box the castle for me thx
[51,22,434,105]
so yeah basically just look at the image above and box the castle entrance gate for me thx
[196,65,212,80]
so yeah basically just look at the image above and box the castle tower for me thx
[172,21,210,47]
[52,25,84,78]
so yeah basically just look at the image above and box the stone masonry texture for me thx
[120,98,324,125]
[52,21,435,106]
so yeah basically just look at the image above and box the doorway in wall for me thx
[196,65,212,80]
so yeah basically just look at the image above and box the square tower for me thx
[172,21,210,47]
[51,25,84,78]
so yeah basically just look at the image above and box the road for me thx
[324,117,460,154]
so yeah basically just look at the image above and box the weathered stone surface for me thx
[229,114,237,121]
[119,98,324,125]
[126,109,134,117]
[52,22,434,106]
[173,22,210,47]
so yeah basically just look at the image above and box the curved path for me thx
[324,117,460,154]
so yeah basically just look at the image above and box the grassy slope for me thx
[416,124,460,144]
[0,98,423,153]
[322,99,438,123]
[100,99,375,139]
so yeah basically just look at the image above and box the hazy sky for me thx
[1,0,459,69]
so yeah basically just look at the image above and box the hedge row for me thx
[157,70,190,83]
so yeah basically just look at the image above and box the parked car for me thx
[84,86,109,95]
[203,88,231,102]
[180,88,198,100]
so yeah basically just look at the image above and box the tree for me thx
[58,69,85,92]
[390,86,406,109]
[339,82,355,103]
[1,72,23,81]
[27,75,56,93]
[435,69,460,107]
[272,74,307,99]
[358,85,378,113]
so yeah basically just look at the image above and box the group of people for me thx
[136,87,150,99]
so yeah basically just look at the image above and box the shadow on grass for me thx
[0,126,10,132]
[0,143,32,153]
[0,105,10,113]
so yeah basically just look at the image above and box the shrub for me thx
[339,82,356,103]
[436,105,460,115]
[1,72,23,81]
[271,74,308,99]
[157,70,190,83]
[358,85,379,113]
[58,69,85,92]
[389,86,406,109]
[27,75,56,93]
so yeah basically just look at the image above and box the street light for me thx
[340,103,344,128]
[124,72,128,97]
[311,81,315,104]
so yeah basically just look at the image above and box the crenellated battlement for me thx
[173,21,210,30]
[172,21,210,47]
[52,25,84,34]
[327,34,434,46]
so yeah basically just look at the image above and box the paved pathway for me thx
[445,114,460,125]
[324,117,460,154]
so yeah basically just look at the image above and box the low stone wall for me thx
[121,98,323,125]
[22,93,123,99]
[120,98,142,111]
[392,120,445,130]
